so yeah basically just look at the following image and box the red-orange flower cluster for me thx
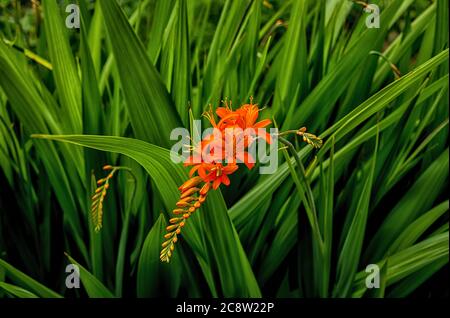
[160,100,272,262]
[185,100,272,189]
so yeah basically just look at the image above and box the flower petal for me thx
[223,164,239,174]
[254,119,272,128]
[212,178,221,190]
[216,107,231,118]
[221,174,230,186]
[189,165,201,177]
[198,165,208,180]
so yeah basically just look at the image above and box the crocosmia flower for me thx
[160,99,272,263]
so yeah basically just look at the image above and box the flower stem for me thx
[279,137,324,249]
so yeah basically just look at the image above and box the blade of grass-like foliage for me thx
[99,0,182,146]
[160,0,191,127]
[0,261,4,298]
[273,0,308,117]
[42,0,82,134]
[200,190,261,297]
[0,0,447,299]
[80,12,102,135]
[0,40,88,260]
[97,1,152,95]
[279,136,322,248]
[32,134,261,297]
[387,258,447,297]
[1,39,52,70]
[65,253,114,298]
[400,118,449,175]
[282,0,408,130]
[201,0,251,104]
[319,50,448,150]
[230,49,448,230]
[386,86,448,189]
[245,35,272,101]
[258,0,290,40]
[137,214,181,297]
[0,258,62,298]
[245,179,293,263]
[309,0,325,88]
[114,161,139,296]
[0,282,38,298]
[372,4,436,89]
[147,0,176,63]
[310,75,448,184]
[258,193,300,284]
[79,7,105,280]
[0,42,58,133]
[238,0,260,98]
[352,232,449,297]
[333,130,379,297]
[230,49,446,290]
[86,0,103,76]
[316,141,334,297]
[434,0,449,57]
[323,0,352,56]
[387,201,449,255]
[0,109,22,186]
[366,149,449,262]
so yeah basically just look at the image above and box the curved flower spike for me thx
[160,99,272,263]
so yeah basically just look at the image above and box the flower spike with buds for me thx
[160,99,272,263]
[91,165,134,232]
[279,127,323,149]
[160,178,211,262]
[296,127,323,149]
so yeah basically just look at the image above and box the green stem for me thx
[3,38,53,70]
[279,137,324,248]
[114,167,137,297]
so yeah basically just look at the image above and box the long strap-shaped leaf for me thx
[42,0,82,134]
[33,134,262,297]
[0,258,62,298]
[99,0,182,147]
[229,49,448,227]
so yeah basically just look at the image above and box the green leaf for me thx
[273,0,308,116]
[333,130,379,297]
[99,0,182,146]
[0,282,39,298]
[160,0,191,126]
[367,149,449,262]
[352,232,448,297]
[146,0,175,63]
[387,201,449,255]
[137,214,181,297]
[65,253,115,298]
[387,258,447,297]
[282,0,410,130]
[42,0,82,133]
[32,134,261,297]
[0,258,62,298]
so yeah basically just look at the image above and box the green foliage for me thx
[0,0,448,298]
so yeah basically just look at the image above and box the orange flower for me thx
[161,99,273,263]
[184,136,223,165]
[203,163,238,189]
[204,100,272,139]
[186,162,238,189]
[236,103,272,144]
[222,129,255,169]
